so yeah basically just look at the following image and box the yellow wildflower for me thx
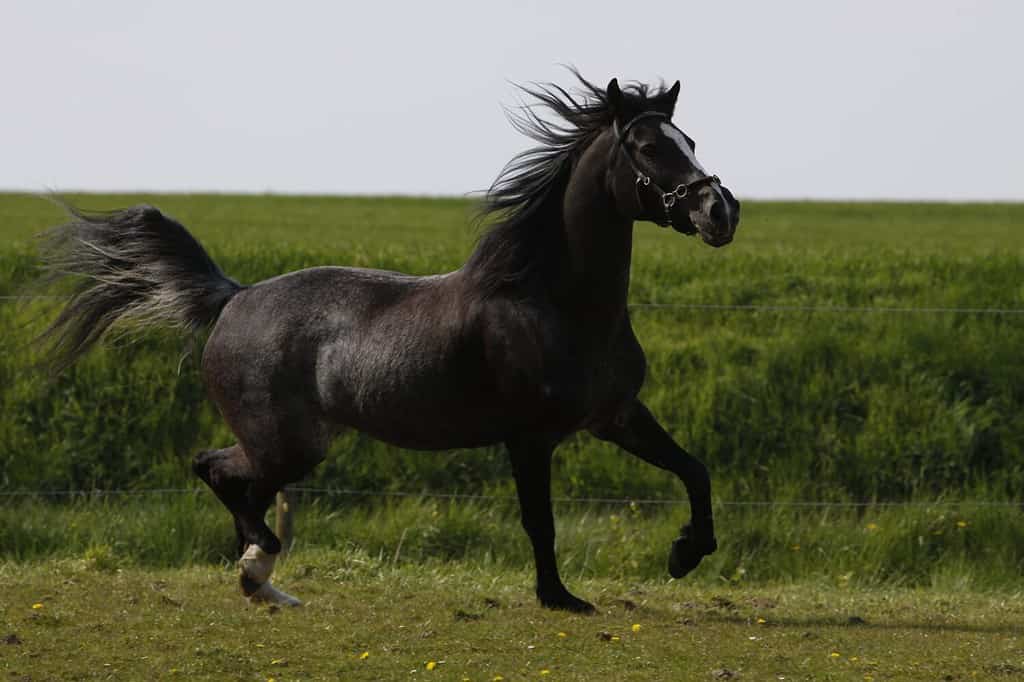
[31,603,43,610]
[957,520,969,528]
[540,671,551,676]
[611,636,620,642]
[557,631,567,638]
[756,618,767,625]
[426,661,437,671]
[631,623,641,632]
[830,652,841,658]
[359,651,370,660]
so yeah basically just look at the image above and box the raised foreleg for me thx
[592,400,717,578]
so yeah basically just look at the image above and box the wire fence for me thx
[1,486,1021,509]
[3,283,1022,516]
[3,293,1024,316]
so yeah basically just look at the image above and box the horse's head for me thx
[606,78,740,247]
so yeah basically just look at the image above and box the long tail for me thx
[37,201,242,372]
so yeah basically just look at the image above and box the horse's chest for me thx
[501,339,642,432]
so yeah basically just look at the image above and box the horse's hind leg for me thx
[193,444,303,606]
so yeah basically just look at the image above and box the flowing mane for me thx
[467,69,673,292]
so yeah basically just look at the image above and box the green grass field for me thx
[2,194,1023,679]
[2,194,1023,501]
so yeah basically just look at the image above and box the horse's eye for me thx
[638,143,657,157]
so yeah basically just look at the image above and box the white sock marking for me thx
[239,544,276,584]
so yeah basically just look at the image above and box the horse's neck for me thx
[553,132,634,321]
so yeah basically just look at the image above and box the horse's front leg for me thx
[592,400,718,578]
[507,438,595,613]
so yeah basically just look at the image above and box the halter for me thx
[613,111,721,229]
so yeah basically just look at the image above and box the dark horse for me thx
[38,72,740,612]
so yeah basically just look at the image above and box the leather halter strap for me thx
[613,111,721,229]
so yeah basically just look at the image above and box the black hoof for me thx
[668,526,717,579]
[538,588,596,614]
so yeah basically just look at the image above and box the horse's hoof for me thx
[538,588,596,614]
[668,527,717,579]
[247,581,303,607]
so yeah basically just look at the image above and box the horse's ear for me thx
[664,80,681,114]
[607,78,623,117]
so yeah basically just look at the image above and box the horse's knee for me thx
[193,445,253,492]
[191,448,219,483]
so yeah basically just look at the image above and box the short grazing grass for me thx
[2,556,1023,681]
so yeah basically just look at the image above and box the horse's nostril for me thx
[709,201,727,226]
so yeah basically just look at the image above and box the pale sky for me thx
[1,1,1021,200]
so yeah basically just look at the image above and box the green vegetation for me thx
[2,495,1021,590]
[1,194,1022,502]
[2,194,1023,678]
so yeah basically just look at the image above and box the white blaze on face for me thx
[660,123,706,175]
[660,122,731,229]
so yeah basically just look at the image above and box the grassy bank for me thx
[2,495,1022,591]
[1,194,1023,502]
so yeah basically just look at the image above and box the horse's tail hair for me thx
[36,200,242,373]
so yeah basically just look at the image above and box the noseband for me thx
[613,111,721,228]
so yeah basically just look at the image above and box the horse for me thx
[37,71,740,612]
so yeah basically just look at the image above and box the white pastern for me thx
[239,544,276,584]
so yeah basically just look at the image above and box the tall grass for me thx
[1,194,1022,503]
[2,494,1022,590]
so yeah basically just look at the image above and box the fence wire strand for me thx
[3,294,1024,315]
[1,486,1020,509]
